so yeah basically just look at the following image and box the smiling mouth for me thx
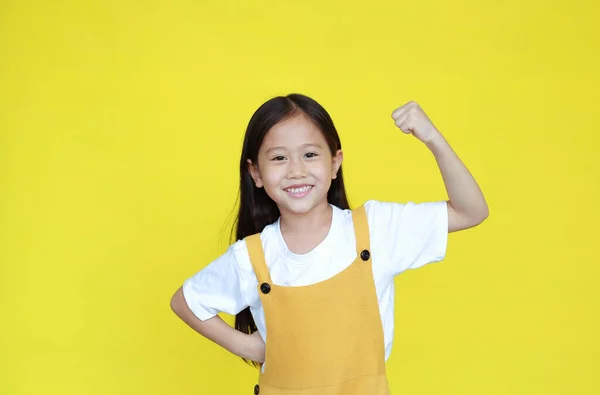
[284,185,314,196]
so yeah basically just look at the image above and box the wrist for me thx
[423,130,447,151]
[232,333,251,360]
[246,332,266,363]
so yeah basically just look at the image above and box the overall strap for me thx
[351,205,371,256]
[245,234,273,284]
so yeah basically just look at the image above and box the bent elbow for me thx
[470,209,489,228]
[470,201,489,226]
[475,208,489,226]
[479,205,490,223]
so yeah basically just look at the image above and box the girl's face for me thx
[248,114,343,217]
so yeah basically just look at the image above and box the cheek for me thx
[311,162,334,180]
[260,166,285,187]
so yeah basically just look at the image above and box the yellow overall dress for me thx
[245,205,391,395]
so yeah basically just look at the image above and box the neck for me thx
[279,201,332,236]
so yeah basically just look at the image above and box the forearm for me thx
[425,133,489,227]
[170,288,262,361]
[390,101,488,231]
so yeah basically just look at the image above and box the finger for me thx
[392,101,419,120]
[394,112,410,129]
[398,119,415,134]
[391,103,410,120]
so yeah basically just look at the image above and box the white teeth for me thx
[286,186,312,194]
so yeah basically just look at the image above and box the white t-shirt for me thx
[183,200,448,362]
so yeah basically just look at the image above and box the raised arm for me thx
[392,101,489,232]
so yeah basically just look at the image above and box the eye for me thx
[271,155,286,161]
[305,152,318,158]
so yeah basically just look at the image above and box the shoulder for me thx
[360,200,448,273]
[363,199,447,220]
[361,200,409,230]
[229,221,283,272]
[330,200,402,231]
[363,199,408,214]
[353,199,448,237]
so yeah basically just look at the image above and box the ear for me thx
[247,159,264,188]
[331,150,343,179]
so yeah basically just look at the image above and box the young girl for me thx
[170,94,488,394]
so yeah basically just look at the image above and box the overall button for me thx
[260,283,271,294]
[254,384,260,394]
[360,249,370,261]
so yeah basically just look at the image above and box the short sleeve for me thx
[182,246,249,321]
[366,200,448,276]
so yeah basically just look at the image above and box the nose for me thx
[287,157,307,178]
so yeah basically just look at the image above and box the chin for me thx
[279,204,313,215]
[281,198,328,216]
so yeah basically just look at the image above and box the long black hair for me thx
[231,93,351,366]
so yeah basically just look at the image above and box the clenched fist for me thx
[392,101,442,144]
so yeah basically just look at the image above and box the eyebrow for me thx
[265,143,323,154]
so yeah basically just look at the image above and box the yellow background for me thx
[1,0,598,394]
